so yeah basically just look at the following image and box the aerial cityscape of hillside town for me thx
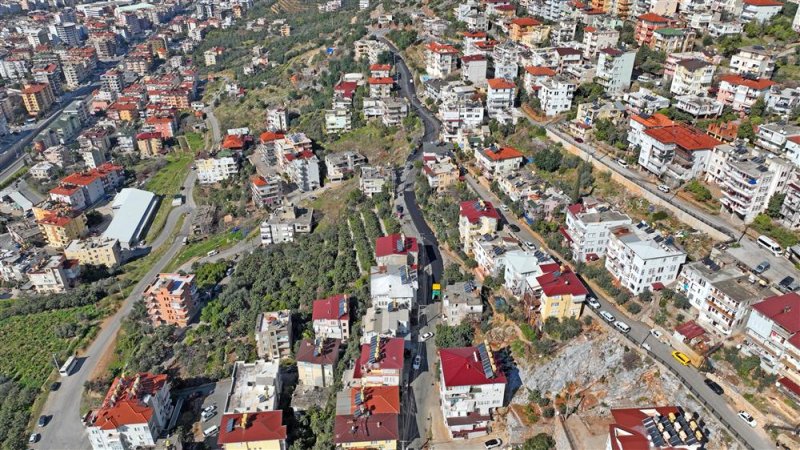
[2,0,800,449]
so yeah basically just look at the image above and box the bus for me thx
[59,355,77,377]
[757,235,783,257]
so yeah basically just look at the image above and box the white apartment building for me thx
[266,107,289,131]
[370,264,417,310]
[624,88,670,115]
[637,121,721,182]
[765,86,800,115]
[325,106,352,134]
[705,145,794,224]
[492,42,520,80]
[717,75,776,112]
[28,255,77,294]
[527,0,572,22]
[255,310,293,361]
[443,280,484,326]
[503,250,557,296]
[359,165,393,197]
[605,225,687,295]
[422,152,459,191]
[325,151,366,182]
[439,345,506,439]
[259,205,314,246]
[674,95,724,117]
[461,55,487,86]
[312,294,350,341]
[486,78,516,118]
[523,66,556,95]
[564,202,632,262]
[86,373,173,450]
[473,146,524,177]
[677,258,769,336]
[368,77,393,98]
[459,200,500,254]
[745,293,800,384]
[756,123,800,153]
[596,48,636,96]
[740,0,783,23]
[354,39,390,64]
[195,153,238,184]
[669,58,715,97]
[537,77,576,116]
[426,42,459,79]
[440,99,485,136]
[730,45,775,79]
[780,181,800,229]
[226,359,282,413]
[582,26,619,60]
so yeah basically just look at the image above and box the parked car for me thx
[484,438,503,449]
[508,224,520,232]
[201,410,217,422]
[704,378,724,395]
[650,329,663,339]
[524,241,536,251]
[657,184,670,193]
[37,415,48,427]
[671,351,691,366]
[50,382,61,391]
[737,411,757,428]
[778,276,797,292]
[754,261,770,274]
[28,433,39,443]
[499,204,509,211]
[617,159,629,168]
[203,425,219,437]
[613,320,631,333]
[586,297,601,309]
[600,310,616,322]
[413,355,421,370]
[419,332,434,342]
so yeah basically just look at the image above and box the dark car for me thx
[50,382,61,391]
[508,224,520,232]
[37,415,48,427]
[704,378,724,395]
[779,276,796,292]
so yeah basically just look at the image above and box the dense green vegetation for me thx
[0,378,38,450]
[435,323,475,348]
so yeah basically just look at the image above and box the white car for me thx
[617,159,629,168]
[586,297,601,309]
[419,332,434,342]
[600,310,616,322]
[650,329,663,339]
[613,320,631,333]
[737,411,757,428]
[524,241,536,251]
[657,184,670,193]
[499,204,509,211]
[413,355,421,370]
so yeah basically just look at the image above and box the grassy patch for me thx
[166,230,245,271]
[307,179,358,228]
[144,153,193,242]
[184,131,206,153]
[0,305,99,388]
[325,122,419,166]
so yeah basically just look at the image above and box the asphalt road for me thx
[463,174,774,450]
[36,171,199,450]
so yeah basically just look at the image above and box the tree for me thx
[750,97,766,118]
[532,147,563,172]
[737,118,756,142]
[522,433,556,450]
[767,193,786,218]
[435,323,475,348]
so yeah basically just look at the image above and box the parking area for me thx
[164,378,230,448]
[726,239,798,287]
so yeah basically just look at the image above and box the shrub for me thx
[626,302,642,314]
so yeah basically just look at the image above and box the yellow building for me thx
[216,412,286,450]
[21,82,55,116]
[535,267,588,320]
[64,237,122,268]
[509,17,544,42]
[136,132,163,158]
[38,211,87,249]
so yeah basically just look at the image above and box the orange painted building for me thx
[144,273,198,327]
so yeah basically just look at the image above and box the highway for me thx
[462,175,774,450]
[35,171,199,450]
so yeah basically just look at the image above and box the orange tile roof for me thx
[49,185,81,196]
[511,17,542,27]
[482,146,524,161]
[217,412,286,444]
[222,134,245,149]
[525,66,556,76]
[90,373,169,430]
[644,125,722,151]
[370,64,391,71]
[631,113,674,128]
[22,83,48,94]
[251,175,268,187]
[637,13,671,23]
[62,172,101,186]
[487,78,516,90]
[426,42,458,54]
[260,131,285,142]
[350,386,400,415]
[719,74,776,91]
[368,77,394,85]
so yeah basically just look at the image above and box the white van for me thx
[207,249,219,257]
[203,425,219,437]
[600,310,616,322]
[614,320,631,333]
[757,235,783,257]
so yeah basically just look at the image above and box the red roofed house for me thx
[529,265,588,319]
[634,13,679,47]
[136,132,163,158]
[523,66,556,94]
[375,233,419,267]
[250,174,283,207]
[746,292,800,385]
[145,115,176,139]
[353,337,405,386]
[473,145,524,176]
[607,406,709,450]
[333,413,398,449]
[425,42,459,78]
[459,200,501,254]
[717,74,777,112]
[313,294,350,340]
[296,338,341,388]
[637,119,722,181]
[222,133,246,150]
[369,64,391,78]
[486,78,516,120]
[85,373,173,450]
[217,411,287,450]
[438,345,507,439]
[741,0,784,23]
[461,54,488,86]
[509,17,545,43]
[368,77,394,98]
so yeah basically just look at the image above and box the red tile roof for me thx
[439,346,507,387]
[719,74,776,91]
[481,146,523,161]
[637,12,671,23]
[743,0,783,5]
[511,17,542,27]
[525,66,556,77]
[368,77,394,85]
[260,131,285,142]
[535,266,588,297]
[584,26,597,32]
[426,42,459,54]
[461,54,487,63]
[217,411,287,444]
[222,134,245,149]
[567,203,585,215]
[251,175,268,187]
[644,125,722,151]
[463,31,487,38]
[62,171,102,186]
[608,406,681,450]
[335,81,359,98]
[49,185,81,196]
[89,373,169,430]
[459,200,500,223]
[353,337,405,379]
[752,293,800,334]
[333,413,399,444]
[312,294,349,321]
[136,132,162,140]
[778,377,800,398]
[675,320,706,340]
[375,234,418,258]
[295,338,342,365]
[631,113,675,128]
[370,64,391,71]
[349,386,400,414]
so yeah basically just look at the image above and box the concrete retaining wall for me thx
[545,127,732,242]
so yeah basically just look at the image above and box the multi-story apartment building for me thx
[607,406,709,450]
[353,337,404,386]
[325,106,351,134]
[780,181,800,229]
[461,54,487,86]
[596,48,636,95]
[624,88,670,115]
[196,152,239,184]
[324,151,367,182]
[473,146,524,177]
[605,225,687,294]
[37,210,88,249]
[459,200,500,254]
[582,26,619,60]
[443,280,484,326]
[634,13,679,47]
[564,202,632,262]
[375,234,419,267]
[85,373,173,450]
[674,95,724,117]
[438,345,506,438]
[486,78,516,120]
[32,63,63,96]
[28,255,78,294]
[425,42,459,79]
[765,86,800,115]
[255,310,293,361]
[532,265,589,319]
[492,41,520,80]
[651,28,696,53]
[705,145,793,224]
[312,294,350,341]
[333,386,399,450]
[755,122,800,153]
[677,257,769,336]
[730,45,775,78]
[745,292,800,384]
[227,359,282,413]
[509,17,547,43]
[21,82,55,116]
[367,76,393,98]
[250,174,283,207]
[359,165,392,197]
[275,133,321,191]
[740,0,783,23]
[422,152,459,191]
[217,411,287,450]
[440,98,484,137]
[64,237,122,268]
[637,121,722,182]
[669,58,715,97]
[100,69,124,96]
[296,338,341,388]
[266,107,289,131]
[144,273,198,328]
[523,66,556,94]
[259,205,314,245]
[717,75,776,112]
[537,77,576,116]
[370,264,417,310]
